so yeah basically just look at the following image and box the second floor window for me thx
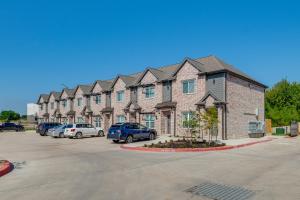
[95,95,101,104]
[182,79,195,94]
[116,91,124,102]
[77,98,82,107]
[40,104,43,110]
[51,102,54,110]
[145,86,155,98]
[62,100,67,108]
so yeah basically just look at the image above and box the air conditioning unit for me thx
[248,121,265,138]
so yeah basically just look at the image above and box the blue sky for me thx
[0,0,299,114]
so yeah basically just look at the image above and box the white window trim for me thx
[116,90,125,102]
[117,115,126,123]
[145,114,155,129]
[182,79,196,94]
[181,111,194,129]
[77,98,82,107]
[144,86,155,99]
[95,95,101,104]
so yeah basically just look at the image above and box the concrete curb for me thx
[0,160,13,177]
[120,138,274,153]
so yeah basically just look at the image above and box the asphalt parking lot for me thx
[0,131,300,200]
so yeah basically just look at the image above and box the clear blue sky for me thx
[0,0,299,114]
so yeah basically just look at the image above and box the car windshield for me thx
[111,124,122,128]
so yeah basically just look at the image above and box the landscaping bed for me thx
[144,139,226,148]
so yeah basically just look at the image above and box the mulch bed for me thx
[144,139,226,148]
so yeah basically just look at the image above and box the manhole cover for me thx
[185,182,255,200]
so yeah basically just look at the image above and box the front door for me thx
[129,113,136,122]
[165,114,171,135]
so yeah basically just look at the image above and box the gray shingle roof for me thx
[50,91,61,101]
[75,84,93,96]
[37,55,266,100]
[37,94,50,104]
[196,56,266,87]
[93,80,113,92]
[61,88,76,98]
[111,75,137,89]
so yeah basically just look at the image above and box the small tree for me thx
[199,107,219,143]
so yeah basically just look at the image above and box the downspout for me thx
[224,73,228,140]
[174,108,176,136]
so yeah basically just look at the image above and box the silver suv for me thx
[64,123,104,139]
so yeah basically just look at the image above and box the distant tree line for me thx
[0,110,25,122]
[265,79,300,126]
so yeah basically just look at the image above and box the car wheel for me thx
[125,135,133,143]
[113,140,119,143]
[59,133,64,138]
[98,130,104,137]
[75,132,82,139]
[149,133,155,140]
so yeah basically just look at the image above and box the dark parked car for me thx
[107,122,156,143]
[36,122,61,136]
[0,122,24,132]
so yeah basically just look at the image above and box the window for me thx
[145,114,155,129]
[94,117,101,127]
[182,112,194,128]
[77,117,84,123]
[87,97,91,107]
[77,98,82,107]
[182,79,195,94]
[116,91,124,102]
[145,86,155,98]
[62,100,67,108]
[95,95,101,104]
[51,102,54,110]
[117,115,126,123]
[40,104,43,110]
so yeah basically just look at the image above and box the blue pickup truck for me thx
[107,122,156,143]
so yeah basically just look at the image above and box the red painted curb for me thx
[120,139,273,152]
[0,160,13,177]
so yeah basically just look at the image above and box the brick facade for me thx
[37,56,266,139]
[226,74,265,138]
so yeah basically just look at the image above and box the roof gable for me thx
[59,88,75,99]
[91,80,113,93]
[172,58,206,77]
[49,91,61,101]
[111,75,136,89]
[37,94,50,104]
[74,84,92,96]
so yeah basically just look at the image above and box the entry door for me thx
[165,114,171,134]
[104,114,110,133]
[130,113,136,122]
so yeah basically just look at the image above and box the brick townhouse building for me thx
[37,55,267,139]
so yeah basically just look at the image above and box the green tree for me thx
[265,79,300,126]
[0,110,21,122]
[198,107,219,142]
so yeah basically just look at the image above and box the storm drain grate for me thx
[185,182,255,200]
